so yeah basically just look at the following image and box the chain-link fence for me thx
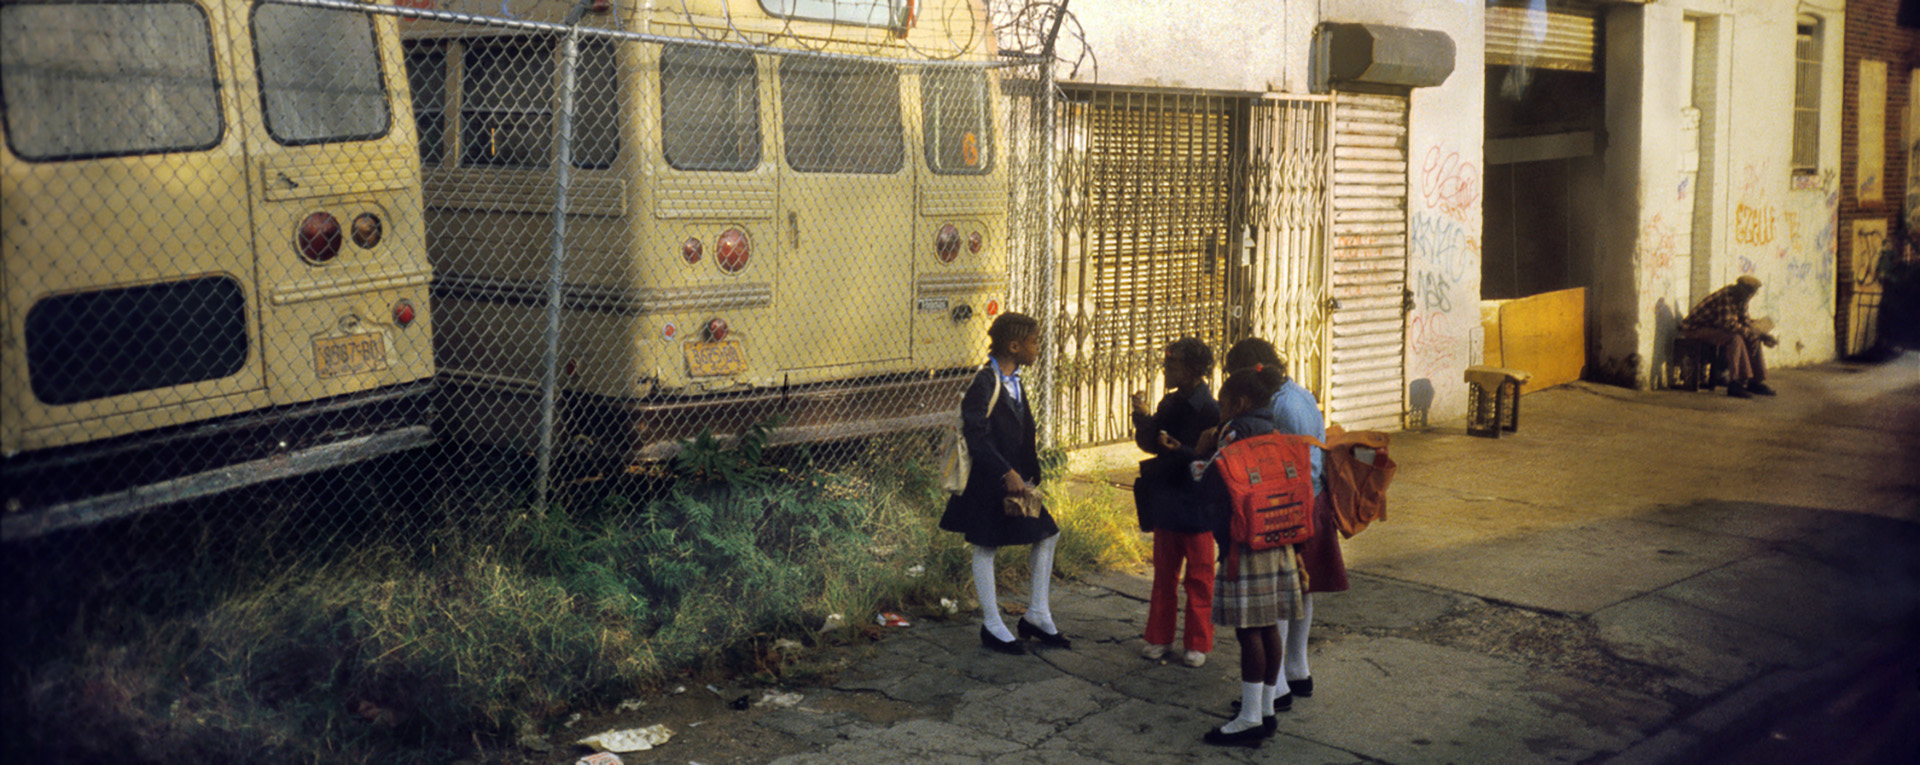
[2,0,1059,540]
[2,0,1070,757]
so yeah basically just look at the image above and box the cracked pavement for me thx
[601,356,1920,764]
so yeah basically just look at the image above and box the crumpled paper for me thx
[577,723,673,753]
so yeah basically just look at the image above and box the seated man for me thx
[1679,275,1778,398]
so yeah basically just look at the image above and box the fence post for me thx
[538,0,596,506]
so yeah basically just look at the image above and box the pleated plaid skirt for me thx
[1212,543,1304,628]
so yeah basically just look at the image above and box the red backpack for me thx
[1213,432,1321,550]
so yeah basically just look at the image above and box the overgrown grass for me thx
[3,431,1144,763]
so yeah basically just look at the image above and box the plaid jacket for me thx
[1679,283,1756,339]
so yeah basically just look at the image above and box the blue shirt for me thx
[990,357,1023,403]
[1269,379,1326,493]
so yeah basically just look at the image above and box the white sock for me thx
[1220,681,1265,733]
[1262,683,1280,715]
[1024,533,1059,633]
[1284,595,1313,681]
[973,546,1013,641]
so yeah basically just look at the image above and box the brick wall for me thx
[1838,0,1920,354]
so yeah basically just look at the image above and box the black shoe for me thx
[980,626,1026,655]
[1016,618,1072,649]
[1230,693,1292,715]
[1747,381,1776,396]
[1203,724,1266,748]
[1727,381,1752,399]
[1261,715,1277,738]
[1288,677,1313,697]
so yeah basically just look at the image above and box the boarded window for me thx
[253,3,389,145]
[27,277,249,405]
[1791,20,1821,174]
[0,0,221,161]
[661,45,759,171]
[781,58,901,174]
[922,67,992,173]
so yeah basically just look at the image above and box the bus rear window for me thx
[404,41,447,166]
[459,37,618,169]
[922,68,992,174]
[662,45,760,171]
[0,0,221,161]
[26,277,249,406]
[781,58,901,174]
[253,3,389,145]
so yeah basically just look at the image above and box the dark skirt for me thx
[1299,491,1349,593]
[939,490,1059,548]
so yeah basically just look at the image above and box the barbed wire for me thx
[990,0,1094,80]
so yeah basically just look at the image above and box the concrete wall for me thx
[1069,0,1485,427]
[1600,0,1844,387]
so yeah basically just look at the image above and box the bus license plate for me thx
[685,339,745,377]
[315,332,389,378]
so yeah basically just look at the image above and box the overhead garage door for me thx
[1327,92,1410,431]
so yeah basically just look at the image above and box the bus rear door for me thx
[229,1,431,406]
[771,56,914,377]
[0,0,265,452]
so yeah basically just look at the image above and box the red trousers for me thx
[1144,529,1216,652]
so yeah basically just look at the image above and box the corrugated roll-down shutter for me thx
[1487,0,1598,73]
[1327,92,1408,432]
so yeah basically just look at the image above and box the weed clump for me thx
[3,428,1143,762]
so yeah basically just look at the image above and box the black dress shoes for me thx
[1016,618,1072,649]
[1747,381,1776,396]
[1203,724,1265,748]
[980,626,1026,655]
[1287,677,1313,697]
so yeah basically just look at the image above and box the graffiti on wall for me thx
[1639,214,1682,274]
[1734,202,1779,246]
[1419,145,1480,224]
[1408,143,1481,379]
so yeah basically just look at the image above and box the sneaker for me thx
[1140,643,1170,660]
[1747,381,1776,396]
[1727,381,1753,399]
[1183,650,1208,667]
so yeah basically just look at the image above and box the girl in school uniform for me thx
[1196,364,1302,747]
[1224,338,1344,704]
[938,312,1071,654]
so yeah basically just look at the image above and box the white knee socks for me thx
[973,545,1013,642]
[1219,681,1265,733]
[1025,533,1059,633]
[1284,594,1313,681]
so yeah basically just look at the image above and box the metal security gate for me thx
[1326,92,1410,431]
[1051,86,1335,447]
[1052,86,1240,446]
[1243,95,1334,403]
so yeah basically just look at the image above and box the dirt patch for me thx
[1398,600,1678,701]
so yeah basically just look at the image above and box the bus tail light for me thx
[683,236,703,264]
[352,213,383,249]
[297,212,342,264]
[716,228,750,273]
[393,299,416,327]
[986,299,1000,317]
[936,224,960,262]
[968,231,983,254]
[705,317,730,342]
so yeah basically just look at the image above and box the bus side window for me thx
[922,68,992,174]
[253,3,390,145]
[458,36,617,169]
[780,58,901,174]
[404,41,448,166]
[0,1,222,161]
[661,44,760,172]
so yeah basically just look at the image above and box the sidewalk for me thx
[604,356,1920,764]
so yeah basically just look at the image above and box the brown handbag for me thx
[1003,491,1043,518]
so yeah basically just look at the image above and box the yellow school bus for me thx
[0,0,434,536]
[402,0,1009,459]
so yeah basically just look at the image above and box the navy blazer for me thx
[938,363,1057,548]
